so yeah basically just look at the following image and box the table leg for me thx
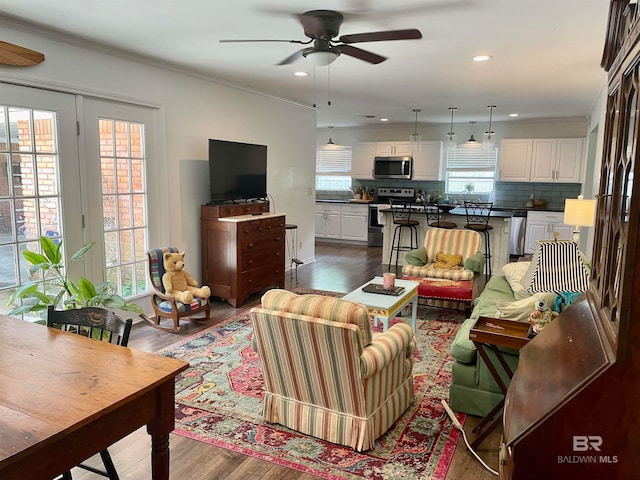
[146,381,175,480]
[410,294,418,331]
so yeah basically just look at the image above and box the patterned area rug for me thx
[161,291,466,480]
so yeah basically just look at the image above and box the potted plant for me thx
[7,236,143,317]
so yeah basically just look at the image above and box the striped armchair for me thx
[250,289,416,452]
[402,228,485,309]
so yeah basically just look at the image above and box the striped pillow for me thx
[261,289,373,347]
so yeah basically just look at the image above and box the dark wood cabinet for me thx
[200,202,285,307]
[500,2,640,478]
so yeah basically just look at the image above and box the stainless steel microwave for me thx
[373,156,413,179]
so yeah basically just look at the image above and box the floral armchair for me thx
[249,289,416,451]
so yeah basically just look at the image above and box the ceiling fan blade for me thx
[339,29,422,44]
[276,48,306,66]
[0,41,45,66]
[335,44,386,64]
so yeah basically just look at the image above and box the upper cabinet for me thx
[498,137,584,183]
[351,142,377,179]
[375,141,412,156]
[412,141,443,180]
[499,139,533,181]
[351,141,442,180]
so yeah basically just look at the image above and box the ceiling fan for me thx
[0,41,45,66]
[220,10,422,66]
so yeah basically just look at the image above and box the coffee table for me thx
[342,276,420,331]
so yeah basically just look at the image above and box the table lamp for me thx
[563,195,597,243]
[522,239,590,295]
[521,238,590,335]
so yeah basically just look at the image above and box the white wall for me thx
[1,21,317,284]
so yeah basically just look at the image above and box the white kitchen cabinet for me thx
[500,138,584,183]
[530,138,583,182]
[412,141,443,180]
[499,139,533,181]
[315,203,341,239]
[524,211,573,254]
[340,204,368,241]
[351,142,376,179]
[375,141,412,156]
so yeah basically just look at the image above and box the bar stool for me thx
[285,224,303,283]
[463,201,493,280]
[388,198,420,270]
[422,199,457,229]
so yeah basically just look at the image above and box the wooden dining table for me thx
[0,314,188,480]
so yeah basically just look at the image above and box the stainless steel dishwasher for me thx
[508,211,527,256]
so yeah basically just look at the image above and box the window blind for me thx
[316,147,352,173]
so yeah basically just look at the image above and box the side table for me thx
[468,316,531,448]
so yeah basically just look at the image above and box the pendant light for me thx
[445,107,458,151]
[323,126,340,149]
[463,121,481,147]
[409,108,422,152]
[483,105,496,151]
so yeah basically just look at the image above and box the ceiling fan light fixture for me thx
[303,48,339,66]
[409,108,422,152]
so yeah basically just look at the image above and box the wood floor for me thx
[71,242,501,480]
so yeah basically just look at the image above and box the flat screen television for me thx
[208,139,267,203]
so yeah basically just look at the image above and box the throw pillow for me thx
[501,261,532,300]
[495,292,556,322]
[433,252,463,270]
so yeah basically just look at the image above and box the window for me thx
[98,118,149,299]
[445,146,498,194]
[315,146,352,191]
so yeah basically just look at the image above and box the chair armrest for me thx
[405,247,427,266]
[360,323,416,378]
[150,286,180,306]
[464,251,485,275]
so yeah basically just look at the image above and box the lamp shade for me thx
[522,240,590,293]
[564,196,597,227]
[303,49,339,66]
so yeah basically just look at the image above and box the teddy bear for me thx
[162,251,211,304]
[528,295,559,334]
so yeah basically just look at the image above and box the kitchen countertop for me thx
[316,199,564,212]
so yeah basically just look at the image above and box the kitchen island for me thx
[379,206,513,273]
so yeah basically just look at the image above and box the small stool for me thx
[286,224,303,283]
[463,201,494,281]
[388,199,420,270]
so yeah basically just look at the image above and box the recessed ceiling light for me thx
[380,118,389,122]
[294,71,308,77]
[509,113,519,117]
[472,55,493,62]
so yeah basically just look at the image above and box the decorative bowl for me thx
[533,199,546,208]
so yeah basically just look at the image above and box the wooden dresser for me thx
[200,202,285,307]
[500,2,640,478]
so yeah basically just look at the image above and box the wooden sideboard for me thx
[200,202,285,307]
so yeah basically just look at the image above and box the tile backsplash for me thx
[317,180,582,210]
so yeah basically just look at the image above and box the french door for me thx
[0,83,158,317]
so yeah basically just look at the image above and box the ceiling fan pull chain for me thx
[313,66,317,108]
[327,63,331,106]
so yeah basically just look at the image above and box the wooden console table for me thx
[201,202,285,307]
[468,316,530,448]
[0,314,188,480]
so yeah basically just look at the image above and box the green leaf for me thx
[28,262,50,276]
[71,242,95,262]
[40,236,61,264]
[77,277,98,300]
[21,291,55,304]
[7,282,39,303]
[23,250,49,266]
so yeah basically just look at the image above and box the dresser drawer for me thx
[218,203,269,218]
[240,247,284,272]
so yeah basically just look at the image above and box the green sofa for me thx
[449,275,520,417]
